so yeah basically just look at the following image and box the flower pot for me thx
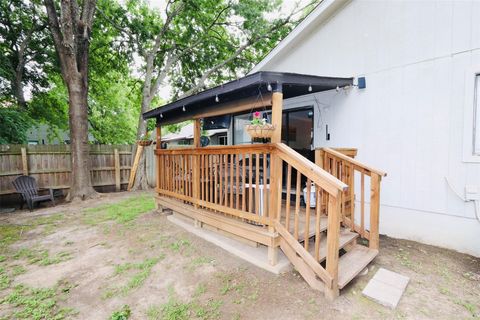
[137,140,153,146]
[245,124,275,139]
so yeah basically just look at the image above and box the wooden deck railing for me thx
[156,144,275,225]
[317,147,387,250]
[156,143,350,297]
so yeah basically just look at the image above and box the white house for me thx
[250,0,480,256]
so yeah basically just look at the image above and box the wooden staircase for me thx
[278,217,378,294]
[273,143,386,299]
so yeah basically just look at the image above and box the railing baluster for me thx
[214,155,219,204]
[174,155,177,193]
[204,154,207,201]
[207,155,211,202]
[248,153,253,213]
[360,172,365,237]
[235,153,240,210]
[314,185,321,260]
[263,153,268,218]
[241,153,246,212]
[348,164,355,232]
[220,154,224,206]
[304,178,311,250]
[189,155,193,198]
[255,153,260,216]
[230,153,234,208]
[177,155,181,194]
[294,170,301,240]
[224,154,229,208]
[185,155,189,197]
[172,155,174,192]
[159,155,163,190]
[166,155,169,191]
[201,154,205,200]
[209,155,213,203]
[182,155,186,196]
[285,164,292,230]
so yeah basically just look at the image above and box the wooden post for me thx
[369,173,381,250]
[114,148,120,191]
[267,91,283,265]
[21,147,28,176]
[192,119,201,208]
[127,145,143,191]
[325,192,341,300]
[314,149,324,169]
[193,119,201,148]
[268,91,283,220]
[270,92,283,144]
[156,126,162,190]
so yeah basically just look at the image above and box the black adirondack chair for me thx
[12,176,55,211]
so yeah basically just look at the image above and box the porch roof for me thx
[143,71,353,124]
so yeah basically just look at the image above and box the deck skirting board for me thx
[167,214,292,274]
[157,196,274,246]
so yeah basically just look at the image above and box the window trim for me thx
[463,67,480,162]
[218,135,228,146]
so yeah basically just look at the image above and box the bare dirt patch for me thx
[0,191,479,319]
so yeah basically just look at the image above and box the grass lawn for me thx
[0,191,478,319]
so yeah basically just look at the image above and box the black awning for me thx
[143,71,353,123]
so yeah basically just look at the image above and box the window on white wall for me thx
[474,74,480,155]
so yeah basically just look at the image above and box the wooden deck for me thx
[154,143,385,300]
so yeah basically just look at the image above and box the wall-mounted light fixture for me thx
[357,77,366,89]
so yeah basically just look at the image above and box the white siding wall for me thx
[260,0,480,256]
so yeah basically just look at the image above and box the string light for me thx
[308,85,312,92]
[267,83,272,91]
[160,113,163,118]
[182,105,186,112]
[215,94,219,102]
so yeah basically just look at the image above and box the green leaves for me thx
[0,108,32,144]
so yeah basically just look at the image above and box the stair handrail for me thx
[273,142,347,298]
[322,147,387,177]
[275,143,348,195]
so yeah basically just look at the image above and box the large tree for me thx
[0,0,51,108]
[113,0,317,190]
[43,0,98,200]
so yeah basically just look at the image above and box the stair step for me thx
[337,245,378,289]
[281,215,328,242]
[307,228,358,262]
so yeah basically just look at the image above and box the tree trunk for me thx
[66,75,97,200]
[43,0,98,201]
[12,68,26,109]
[131,93,151,190]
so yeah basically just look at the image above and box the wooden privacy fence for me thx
[0,144,136,195]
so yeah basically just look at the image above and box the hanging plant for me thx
[137,131,153,146]
[245,111,275,139]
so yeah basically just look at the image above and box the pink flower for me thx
[254,111,261,118]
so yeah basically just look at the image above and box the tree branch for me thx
[149,0,185,57]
